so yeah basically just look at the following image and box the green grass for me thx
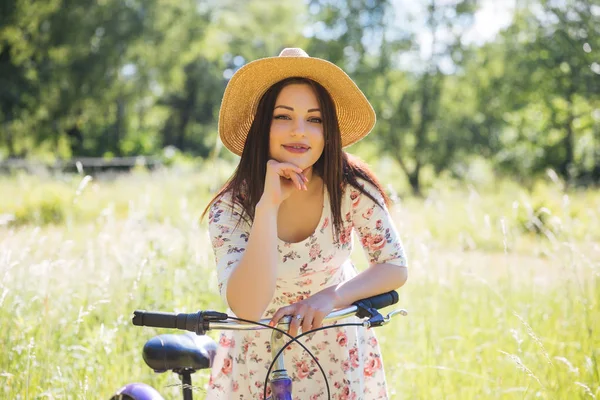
[0,166,598,399]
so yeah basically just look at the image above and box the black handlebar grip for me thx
[132,311,227,335]
[132,310,179,329]
[353,290,399,310]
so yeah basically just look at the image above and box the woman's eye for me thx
[273,115,290,120]
[309,117,322,123]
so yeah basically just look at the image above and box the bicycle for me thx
[111,290,407,400]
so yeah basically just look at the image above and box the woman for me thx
[204,48,408,399]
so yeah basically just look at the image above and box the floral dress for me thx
[206,179,407,399]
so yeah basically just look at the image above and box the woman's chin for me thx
[278,157,308,169]
[269,153,319,172]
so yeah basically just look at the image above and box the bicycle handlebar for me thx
[132,290,403,334]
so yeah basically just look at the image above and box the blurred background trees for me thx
[0,0,598,193]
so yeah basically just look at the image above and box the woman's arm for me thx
[224,160,308,320]
[268,264,407,337]
[333,179,409,306]
[330,263,408,308]
[225,201,279,320]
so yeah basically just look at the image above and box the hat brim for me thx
[218,56,376,156]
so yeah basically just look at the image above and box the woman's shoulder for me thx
[342,177,387,212]
[208,191,248,225]
[208,191,232,214]
[343,177,382,199]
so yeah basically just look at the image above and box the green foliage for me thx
[1,174,72,225]
[1,0,600,193]
[13,189,68,225]
[0,163,238,228]
[492,0,600,182]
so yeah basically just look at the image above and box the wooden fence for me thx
[0,156,163,174]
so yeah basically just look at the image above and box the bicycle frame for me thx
[130,291,406,400]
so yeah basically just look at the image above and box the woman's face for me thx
[269,84,325,171]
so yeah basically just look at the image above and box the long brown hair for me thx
[202,77,390,239]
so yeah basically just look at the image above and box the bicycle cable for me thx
[227,316,332,399]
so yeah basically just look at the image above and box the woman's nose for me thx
[291,120,306,136]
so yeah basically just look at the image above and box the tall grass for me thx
[0,165,598,399]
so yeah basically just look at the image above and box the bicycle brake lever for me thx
[193,311,229,335]
[363,309,408,328]
[385,309,408,320]
[202,311,229,321]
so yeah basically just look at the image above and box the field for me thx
[0,163,599,399]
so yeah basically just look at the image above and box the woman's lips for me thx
[282,145,310,154]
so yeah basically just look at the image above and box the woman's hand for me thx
[269,288,339,337]
[260,159,308,207]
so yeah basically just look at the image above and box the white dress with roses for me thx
[206,179,407,399]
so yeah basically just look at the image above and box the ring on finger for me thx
[295,314,303,321]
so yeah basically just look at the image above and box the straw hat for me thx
[218,48,376,156]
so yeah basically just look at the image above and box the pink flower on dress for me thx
[309,244,321,259]
[219,335,235,348]
[321,217,329,230]
[232,380,239,392]
[362,207,374,219]
[255,382,271,399]
[341,360,350,372]
[295,293,309,302]
[376,219,383,230]
[213,236,225,248]
[361,233,386,251]
[295,359,312,379]
[339,386,358,400]
[350,190,360,208]
[336,331,348,347]
[364,353,383,377]
[349,348,360,368]
[339,226,352,245]
[297,278,313,287]
[317,342,327,350]
[221,356,233,375]
[370,234,386,250]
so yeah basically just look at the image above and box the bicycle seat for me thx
[142,332,217,373]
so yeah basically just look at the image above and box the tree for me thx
[373,0,480,194]
[0,0,307,158]
[491,0,600,184]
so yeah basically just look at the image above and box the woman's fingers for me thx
[269,306,293,327]
[275,166,307,191]
[288,305,306,337]
[311,311,326,330]
[301,308,315,334]
[269,305,304,336]
[269,304,323,337]
[292,172,307,191]
[270,161,302,175]
[267,160,309,191]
